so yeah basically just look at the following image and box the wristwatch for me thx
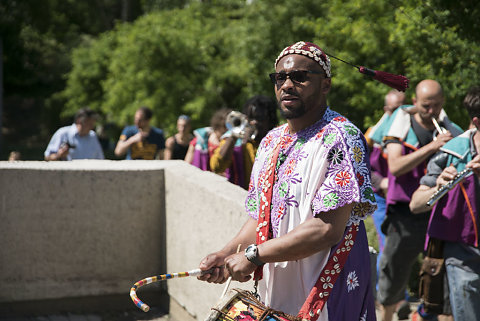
[245,244,265,266]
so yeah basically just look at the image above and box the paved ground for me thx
[1,296,422,321]
[0,307,169,321]
[1,304,422,321]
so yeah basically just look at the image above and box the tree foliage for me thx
[2,0,479,158]
[0,0,146,158]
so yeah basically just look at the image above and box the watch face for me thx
[245,244,264,266]
[245,244,257,258]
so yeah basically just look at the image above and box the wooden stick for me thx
[221,244,242,298]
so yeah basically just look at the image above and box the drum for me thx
[204,288,300,321]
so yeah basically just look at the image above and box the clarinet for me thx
[426,168,473,207]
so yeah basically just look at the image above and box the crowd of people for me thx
[365,82,479,321]
[40,95,279,191]
[17,40,480,321]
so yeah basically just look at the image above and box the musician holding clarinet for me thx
[410,86,480,321]
[377,79,463,321]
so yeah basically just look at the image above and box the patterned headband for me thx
[275,41,331,78]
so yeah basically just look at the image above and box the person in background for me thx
[8,151,21,161]
[410,86,480,321]
[364,90,408,315]
[164,115,193,160]
[184,108,231,171]
[377,80,463,321]
[44,107,104,161]
[209,95,278,190]
[114,106,165,160]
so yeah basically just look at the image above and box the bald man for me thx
[364,90,406,307]
[377,80,463,321]
[384,90,406,115]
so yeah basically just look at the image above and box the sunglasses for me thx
[269,70,324,86]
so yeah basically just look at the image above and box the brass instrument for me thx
[225,111,257,140]
[426,168,473,207]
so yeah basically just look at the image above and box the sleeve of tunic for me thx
[311,120,376,222]
[419,152,448,188]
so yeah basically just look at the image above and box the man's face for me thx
[384,93,405,115]
[414,92,444,122]
[246,107,271,140]
[78,117,96,136]
[177,118,190,134]
[134,110,149,129]
[273,55,330,119]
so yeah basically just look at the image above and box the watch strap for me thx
[248,253,264,266]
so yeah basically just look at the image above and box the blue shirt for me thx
[119,126,165,160]
[44,124,105,160]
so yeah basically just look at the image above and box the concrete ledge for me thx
[0,160,253,320]
[163,162,254,320]
[0,160,167,303]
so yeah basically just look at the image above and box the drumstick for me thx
[432,117,447,134]
[130,267,214,312]
[221,243,242,298]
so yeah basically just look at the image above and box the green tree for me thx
[5,0,478,158]
[0,0,146,158]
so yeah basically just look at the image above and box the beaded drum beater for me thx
[130,268,212,312]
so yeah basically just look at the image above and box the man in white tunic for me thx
[199,41,377,321]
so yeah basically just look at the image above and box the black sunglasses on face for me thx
[269,70,324,86]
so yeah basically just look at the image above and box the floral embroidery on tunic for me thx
[347,270,359,292]
[245,108,376,237]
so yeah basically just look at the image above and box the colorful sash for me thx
[253,135,359,321]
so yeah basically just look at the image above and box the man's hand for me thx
[435,165,457,190]
[241,123,256,144]
[197,251,229,284]
[431,131,453,150]
[56,144,70,159]
[466,155,480,177]
[131,130,148,144]
[224,252,256,283]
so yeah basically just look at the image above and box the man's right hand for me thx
[197,251,229,284]
[431,131,453,150]
[435,164,457,190]
[131,131,148,143]
[467,154,480,178]
[55,144,70,160]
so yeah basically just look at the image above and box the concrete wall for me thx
[164,161,253,320]
[0,160,252,319]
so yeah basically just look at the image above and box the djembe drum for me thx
[204,288,300,321]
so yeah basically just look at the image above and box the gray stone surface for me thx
[0,160,421,321]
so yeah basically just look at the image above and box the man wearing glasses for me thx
[198,41,377,321]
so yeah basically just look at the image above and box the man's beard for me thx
[278,101,307,119]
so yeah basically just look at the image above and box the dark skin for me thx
[198,54,352,283]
